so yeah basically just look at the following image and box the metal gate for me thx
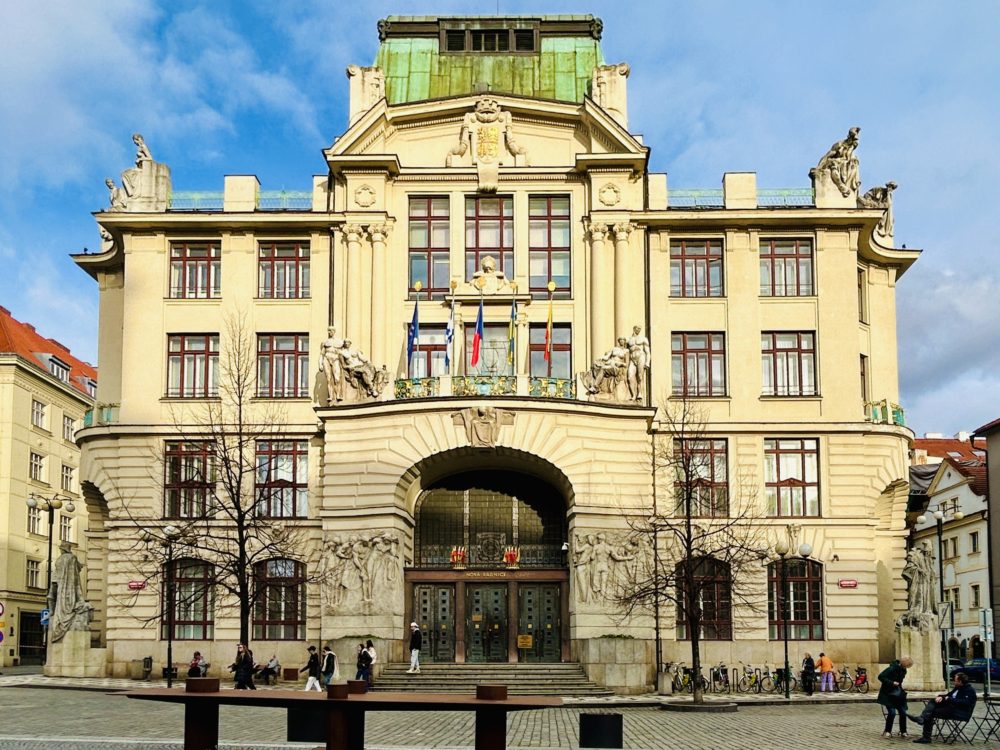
[518,584,561,663]
[18,610,44,665]
[413,584,455,662]
[466,584,508,662]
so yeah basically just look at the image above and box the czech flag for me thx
[470,298,485,367]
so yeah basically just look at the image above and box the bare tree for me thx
[609,398,771,703]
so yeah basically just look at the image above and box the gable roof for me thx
[913,436,986,462]
[0,305,97,398]
[975,416,1000,437]
[951,459,988,497]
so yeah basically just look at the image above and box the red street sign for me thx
[838,579,858,589]
[128,581,147,590]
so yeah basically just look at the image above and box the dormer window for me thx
[441,24,538,54]
[85,379,97,398]
[49,357,70,383]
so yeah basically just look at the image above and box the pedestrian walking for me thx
[365,639,378,689]
[877,655,913,738]
[229,643,256,690]
[801,652,816,696]
[406,622,422,674]
[816,652,834,692]
[300,645,323,692]
[908,671,977,743]
[355,642,373,682]
[321,645,338,686]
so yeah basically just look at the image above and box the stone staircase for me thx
[374,662,613,696]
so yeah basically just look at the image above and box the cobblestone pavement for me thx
[0,686,968,749]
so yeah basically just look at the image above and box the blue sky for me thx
[2,1,998,437]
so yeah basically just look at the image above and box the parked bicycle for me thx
[737,661,771,693]
[770,665,798,693]
[835,665,870,693]
[709,661,730,692]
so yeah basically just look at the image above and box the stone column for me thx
[515,311,530,395]
[344,224,366,345]
[613,222,634,340]
[368,223,391,367]
[588,222,611,360]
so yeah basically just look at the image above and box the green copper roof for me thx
[374,22,604,105]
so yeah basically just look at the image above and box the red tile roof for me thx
[913,437,987,462]
[0,305,96,398]
[975,417,1000,436]
[949,459,988,498]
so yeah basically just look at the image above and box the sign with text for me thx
[838,579,858,589]
[517,635,534,649]
[128,580,147,590]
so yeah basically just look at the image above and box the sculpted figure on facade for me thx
[321,533,401,613]
[106,133,171,212]
[858,181,898,240]
[340,341,388,399]
[469,255,515,295]
[626,325,650,402]
[581,337,629,400]
[49,543,93,642]
[574,532,644,604]
[317,329,389,405]
[453,405,515,448]
[319,326,346,404]
[105,178,128,211]
[811,126,861,198]
[446,97,529,191]
[897,540,938,632]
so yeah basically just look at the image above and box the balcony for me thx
[83,403,120,427]
[866,399,906,427]
[393,375,576,401]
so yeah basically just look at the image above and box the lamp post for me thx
[774,539,814,699]
[25,493,75,665]
[917,504,964,687]
[161,524,181,688]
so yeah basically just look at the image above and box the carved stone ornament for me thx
[810,126,861,198]
[49,543,93,642]
[368,222,391,244]
[105,133,171,213]
[320,532,400,614]
[377,18,391,41]
[453,255,516,296]
[896,539,939,633]
[572,532,644,604]
[354,184,376,208]
[858,181,897,240]
[346,66,386,126]
[446,97,529,191]
[580,335,631,403]
[317,326,389,405]
[452,405,515,447]
[589,17,604,40]
[598,183,621,207]
[625,325,650,403]
[587,222,609,243]
[592,63,630,128]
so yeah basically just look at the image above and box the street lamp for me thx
[917,503,965,687]
[143,525,182,687]
[774,539,813,699]
[25,493,75,664]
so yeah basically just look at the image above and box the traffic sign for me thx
[0,601,5,617]
[40,608,50,626]
[0,631,4,643]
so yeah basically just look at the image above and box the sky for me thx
[1,0,998,438]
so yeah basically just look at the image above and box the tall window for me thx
[257,334,309,398]
[258,242,310,299]
[164,558,214,640]
[764,438,819,517]
[768,559,823,639]
[759,239,814,296]
[27,506,41,535]
[465,323,513,376]
[61,464,73,492]
[671,333,726,396]
[29,452,44,482]
[528,196,570,298]
[49,358,70,382]
[971,532,981,553]
[167,334,219,398]
[529,324,571,379]
[26,559,41,589]
[408,326,448,378]
[31,400,46,429]
[761,332,817,396]
[59,515,72,543]
[857,268,868,323]
[860,354,869,404]
[63,415,75,441]
[673,439,728,517]
[465,196,513,279]
[972,584,982,609]
[409,197,451,299]
[85,379,97,398]
[253,559,306,640]
[169,242,221,299]
[675,557,732,640]
[670,239,723,297]
[256,441,308,518]
[165,442,214,519]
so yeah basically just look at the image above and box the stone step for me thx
[372,662,613,696]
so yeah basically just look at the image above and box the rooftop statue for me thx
[858,181,898,240]
[105,132,171,213]
[812,126,861,198]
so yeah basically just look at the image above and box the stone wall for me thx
[573,637,655,695]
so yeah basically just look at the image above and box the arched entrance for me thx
[407,468,569,664]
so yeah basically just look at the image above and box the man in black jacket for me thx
[406,622,422,674]
[910,671,977,743]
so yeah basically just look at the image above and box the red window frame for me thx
[764,438,820,517]
[258,242,310,299]
[164,441,213,519]
[761,331,817,396]
[673,439,729,518]
[465,196,513,280]
[670,239,724,297]
[529,323,572,379]
[163,558,214,640]
[167,334,219,398]
[409,197,451,300]
[676,557,732,641]
[256,334,310,398]
[759,239,814,297]
[253,558,306,640]
[528,195,571,299]
[169,243,221,299]
[671,333,726,397]
[768,559,824,640]
[255,441,308,518]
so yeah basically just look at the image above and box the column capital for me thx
[368,223,392,243]
[613,222,635,241]
[343,223,366,243]
[586,221,610,243]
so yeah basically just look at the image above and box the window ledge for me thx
[759,394,822,401]
[254,297,311,303]
[31,425,52,436]
[160,396,222,402]
[163,297,222,303]
[668,395,731,401]
[252,396,313,402]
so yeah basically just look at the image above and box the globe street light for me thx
[916,503,965,687]
[143,524,183,687]
[774,540,814,699]
[25,493,75,664]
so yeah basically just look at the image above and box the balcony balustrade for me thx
[392,375,577,401]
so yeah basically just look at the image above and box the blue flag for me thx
[444,298,455,370]
[406,298,419,367]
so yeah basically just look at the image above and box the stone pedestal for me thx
[44,631,107,677]
[896,627,945,691]
[811,169,855,209]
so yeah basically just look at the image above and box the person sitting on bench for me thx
[909,671,977,744]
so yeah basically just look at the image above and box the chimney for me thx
[955,431,971,442]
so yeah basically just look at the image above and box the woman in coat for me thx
[877,656,913,737]
[801,652,817,696]
[229,643,256,690]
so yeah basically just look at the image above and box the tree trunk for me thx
[690,613,704,704]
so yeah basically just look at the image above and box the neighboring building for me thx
[913,432,987,465]
[74,15,920,692]
[974,417,1000,651]
[0,306,96,667]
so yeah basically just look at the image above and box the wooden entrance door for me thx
[413,584,455,662]
[518,583,561,663]
[466,584,508,662]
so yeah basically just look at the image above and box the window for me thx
[29,452,44,482]
[943,537,959,560]
[85,379,97,398]
[253,559,306,640]
[169,242,221,299]
[256,441,308,518]
[164,558,214,640]
[759,239,814,296]
[465,323,513,376]
[676,557,732,640]
[63,415,75,441]
[769,559,824,640]
[670,239,723,297]
[257,334,309,398]
[465,196,513,280]
[764,438,819,517]
[971,532,981,553]
[471,28,510,51]
[27,506,41,535]
[59,515,72,543]
[165,442,214,519]
[529,324,571,379]
[761,332,817,396]
[860,354,869,404]
[673,439,729,517]
[945,586,961,611]
[857,268,868,323]
[167,334,219,398]
[31,400,46,429]
[972,584,982,610]
[528,196,571,298]
[49,358,70,382]
[442,27,536,53]
[258,242,310,299]
[671,333,726,396]
[408,326,448,378]
[61,464,73,492]
[27,559,41,589]
[408,197,451,300]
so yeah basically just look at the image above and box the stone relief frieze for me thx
[446,97,529,191]
[320,533,401,614]
[453,406,515,448]
[572,532,644,604]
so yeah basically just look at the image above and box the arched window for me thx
[253,558,305,640]
[163,557,214,640]
[948,637,963,660]
[675,557,732,641]
[768,559,823,640]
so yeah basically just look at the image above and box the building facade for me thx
[0,306,96,667]
[75,15,919,692]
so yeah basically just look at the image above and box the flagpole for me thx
[447,280,457,376]
[414,281,422,363]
